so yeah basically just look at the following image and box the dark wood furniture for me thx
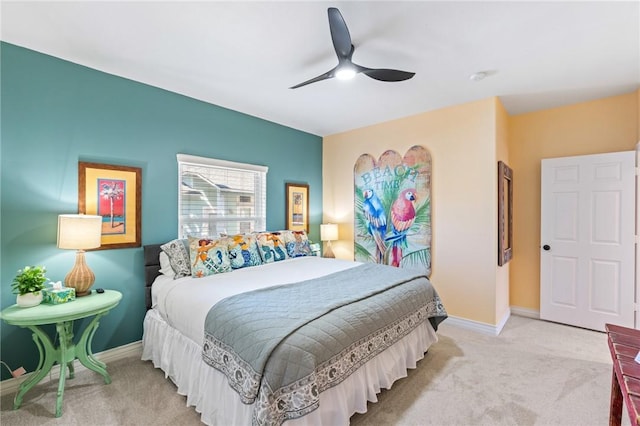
[605,323,640,426]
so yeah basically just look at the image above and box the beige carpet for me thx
[0,315,630,425]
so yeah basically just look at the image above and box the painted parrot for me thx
[362,189,387,263]
[387,189,417,267]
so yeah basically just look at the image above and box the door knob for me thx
[542,245,551,251]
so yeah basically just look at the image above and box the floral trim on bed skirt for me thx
[202,296,446,426]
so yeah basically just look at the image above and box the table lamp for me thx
[320,223,338,258]
[57,214,102,296]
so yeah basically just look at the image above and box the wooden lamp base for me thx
[64,250,95,297]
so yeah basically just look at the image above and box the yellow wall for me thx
[323,98,502,325]
[508,92,639,311]
[323,91,639,326]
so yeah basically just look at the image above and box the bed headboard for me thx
[143,244,163,310]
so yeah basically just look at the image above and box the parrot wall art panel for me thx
[354,145,432,275]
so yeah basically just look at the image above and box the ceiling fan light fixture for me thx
[335,66,356,80]
[289,8,415,89]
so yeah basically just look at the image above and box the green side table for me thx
[0,289,122,417]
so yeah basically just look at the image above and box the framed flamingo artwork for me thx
[78,161,142,249]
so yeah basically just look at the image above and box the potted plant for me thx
[12,265,48,308]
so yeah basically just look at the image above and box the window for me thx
[177,154,268,238]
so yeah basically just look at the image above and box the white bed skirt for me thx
[142,308,438,425]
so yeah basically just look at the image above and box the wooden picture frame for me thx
[285,183,309,233]
[78,162,142,250]
[498,161,513,266]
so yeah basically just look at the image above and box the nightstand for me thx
[0,289,122,417]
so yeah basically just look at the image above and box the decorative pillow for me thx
[255,232,289,263]
[222,233,263,269]
[160,239,191,279]
[283,230,313,258]
[159,252,175,278]
[188,237,231,278]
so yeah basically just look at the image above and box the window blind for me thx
[177,154,268,238]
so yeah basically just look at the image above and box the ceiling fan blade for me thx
[289,69,335,89]
[328,7,352,59]
[290,8,416,88]
[358,66,415,82]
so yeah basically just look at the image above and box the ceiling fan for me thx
[290,7,415,89]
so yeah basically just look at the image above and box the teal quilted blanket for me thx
[202,263,447,425]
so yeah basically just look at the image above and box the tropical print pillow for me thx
[283,230,313,258]
[222,234,263,269]
[255,232,289,263]
[188,237,231,278]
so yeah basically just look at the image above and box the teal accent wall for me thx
[0,42,322,380]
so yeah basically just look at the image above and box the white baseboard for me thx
[444,309,511,336]
[510,306,540,319]
[445,307,543,336]
[495,309,511,334]
[0,340,142,397]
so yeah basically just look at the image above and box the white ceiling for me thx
[2,1,639,136]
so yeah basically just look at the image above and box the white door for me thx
[540,151,636,331]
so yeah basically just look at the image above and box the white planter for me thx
[16,291,43,308]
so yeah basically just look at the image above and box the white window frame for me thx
[177,154,268,238]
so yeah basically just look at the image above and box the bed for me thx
[141,241,447,425]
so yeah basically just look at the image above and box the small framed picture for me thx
[285,183,309,233]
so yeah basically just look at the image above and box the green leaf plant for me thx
[11,266,48,295]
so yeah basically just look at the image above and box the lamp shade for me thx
[57,214,102,250]
[320,223,339,242]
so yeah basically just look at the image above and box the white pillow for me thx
[160,239,191,279]
[159,251,175,279]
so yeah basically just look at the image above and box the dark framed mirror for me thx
[498,161,513,266]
